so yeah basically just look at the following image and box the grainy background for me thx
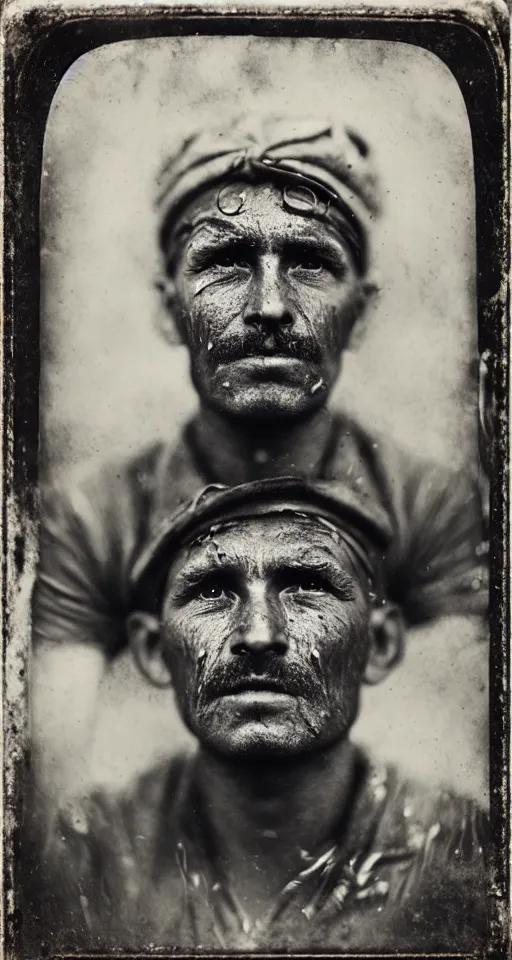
[40,37,487,801]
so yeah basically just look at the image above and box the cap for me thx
[155,115,380,274]
[130,476,392,613]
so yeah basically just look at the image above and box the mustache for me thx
[209,327,321,365]
[196,653,322,705]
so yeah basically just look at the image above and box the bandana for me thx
[155,116,380,274]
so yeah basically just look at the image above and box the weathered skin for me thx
[157,515,372,758]
[163,181,371,421]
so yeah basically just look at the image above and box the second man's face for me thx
[165,181,366,421]
[159,514,372,759]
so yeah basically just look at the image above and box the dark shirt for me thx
[29,748,488,954]
[33,411,487,657]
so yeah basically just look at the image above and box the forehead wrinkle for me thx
[187,217,248,241]
[212,520,356,581]
[168,516,367,593]
[170,539,250,588]
[181,193,351,255]
[262,518,368,585]
[280,546,356,582]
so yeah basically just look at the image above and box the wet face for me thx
[158,515,372,758]
[163,182,367,421]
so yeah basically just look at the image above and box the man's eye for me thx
[289,256,324,272]
[213,253,250,270]
[197,581,234,602]
[284,575,327,594]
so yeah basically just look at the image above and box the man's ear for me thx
[154,275,185,347]
[344,274,380,351]
[127,611,173,689]
[363,602,404,686]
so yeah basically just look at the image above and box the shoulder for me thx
[37,439,182,569]
[378,761,488,936]
[61,752,194,847]
[357,756,489,950]
[329,409,486,618]
[330,408,478,502]
[39,431,200,542]
[382,761,488,848]
[40,440,170,516]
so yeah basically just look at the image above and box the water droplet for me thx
[311,648,320,660]
[310,378,324,395]
[198,649,206,660]
[207,341,213,351]
[222,381,231,389]
[301,904,315,920]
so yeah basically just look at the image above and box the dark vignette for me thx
[2,4,509,958]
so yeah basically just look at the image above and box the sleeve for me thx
[383,453,488,626]
[31,477,127,658]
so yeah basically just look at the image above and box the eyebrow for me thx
[185,224,350,264]
[171,548,358,599]
[171,553,242,596]
[186,217,247,242]
[278,554,358,594]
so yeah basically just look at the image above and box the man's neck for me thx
[194,740,357,923]
[192,405,337,485]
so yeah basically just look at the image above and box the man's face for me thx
[160,515,371,758]
[165,182,365,421]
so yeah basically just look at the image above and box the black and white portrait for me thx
[4,9,508,957]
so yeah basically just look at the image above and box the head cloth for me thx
[155,115,380,274]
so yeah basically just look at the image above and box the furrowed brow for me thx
[278,232,350,264]
[272,552,358,593]
[171,553,242,595]
[187,217,250,243]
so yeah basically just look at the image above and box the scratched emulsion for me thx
[37,38,487,801]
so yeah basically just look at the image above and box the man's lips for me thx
[223,356,306,378]
[214,675,294,698]
[227,355,304,366]
[210,333,321,366]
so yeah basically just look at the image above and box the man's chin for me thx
[197,718,321,758]
[209,379,327,421]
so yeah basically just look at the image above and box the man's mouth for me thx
[228,355,306,378]
[216,675,293,698]
[212,332,320,366]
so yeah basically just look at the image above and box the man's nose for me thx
[243,256,293,331]
[231,591,288,656]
